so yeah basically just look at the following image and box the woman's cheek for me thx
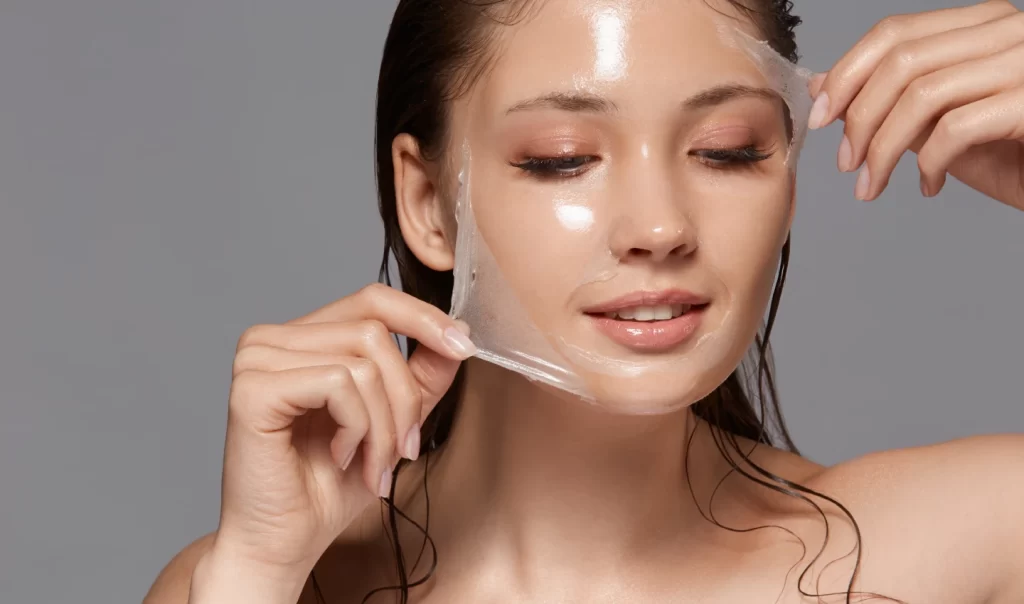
[701,193,790,312]
[473,193,582,332]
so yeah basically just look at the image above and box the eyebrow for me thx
[505,92,617,114]
[504,84,780,115]
[683,83,781,110]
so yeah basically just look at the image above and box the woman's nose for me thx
[607,181,697,263]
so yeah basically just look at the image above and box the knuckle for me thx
[232,344,270,375]
[350,358,383,387]
[891,43,918,73]
[873,15,905,40]
[357,282,389,304]
[359,319,390,344]
[236,324,269,352]
[905,77,935,110]
[325,364,355,392]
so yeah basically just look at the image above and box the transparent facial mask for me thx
[448,8,813,414]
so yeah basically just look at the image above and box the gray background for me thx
[1,0,1021,602]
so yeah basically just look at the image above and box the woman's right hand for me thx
[191,284,476,602]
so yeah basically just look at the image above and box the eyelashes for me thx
[510,156,598,177]
[510,145,776,179]
[695,145,776,167]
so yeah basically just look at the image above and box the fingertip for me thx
[807,90,832,131]
[442,326,477,359]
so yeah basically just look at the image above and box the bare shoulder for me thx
[808,433,1024,603]
[143,533,216,604]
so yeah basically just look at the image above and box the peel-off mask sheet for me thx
[449,2,813,414]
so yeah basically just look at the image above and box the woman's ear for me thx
[392,133,455,271]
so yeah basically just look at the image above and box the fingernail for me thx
[378,468,393,499]
[807,92,830,130]
[404,423,421,461]
[340,448,356,471]
[855,165,872,200]
[838,135,853,172]
[443,326,477,359]
[920,174,930,197]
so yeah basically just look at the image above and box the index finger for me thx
[288,283,474,361]
[810,0,1016,129]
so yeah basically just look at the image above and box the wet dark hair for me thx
[309,2,901,603]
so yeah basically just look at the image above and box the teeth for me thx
[604,304,694,321]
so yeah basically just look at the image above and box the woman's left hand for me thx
[808,0,1024,210]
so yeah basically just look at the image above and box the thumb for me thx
[407,320,474,420]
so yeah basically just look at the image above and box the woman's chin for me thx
[550,369,729,416]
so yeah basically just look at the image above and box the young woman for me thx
[145,1,1024,602]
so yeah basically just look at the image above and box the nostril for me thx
[668,243,691,257]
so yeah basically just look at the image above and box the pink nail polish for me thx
[808,92,830,130]
[378,468,393,499]
[443,326,477,359]
[838,136,853,172]
[855,165,872,200]
[340,448,356,471]
[405,424,421,461]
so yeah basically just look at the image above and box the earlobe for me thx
[392,134,455,272]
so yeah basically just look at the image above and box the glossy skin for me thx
[145,1,1024,603]
[448,0,795,412]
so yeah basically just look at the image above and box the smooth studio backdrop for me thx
[1,1,1021,602]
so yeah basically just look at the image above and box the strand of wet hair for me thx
[359,450,438,603]
[699,391,904,604]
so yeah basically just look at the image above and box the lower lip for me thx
[587,307,707,352]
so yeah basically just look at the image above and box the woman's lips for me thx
[581,289,709,315]
[587,305,708,351]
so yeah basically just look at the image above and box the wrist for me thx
[188,546,308,604]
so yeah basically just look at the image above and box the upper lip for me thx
[582,289,710,314]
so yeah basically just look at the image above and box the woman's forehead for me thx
[472,0,769,115]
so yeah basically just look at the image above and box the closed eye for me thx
[511,156,598,179]
[692,145,775,168]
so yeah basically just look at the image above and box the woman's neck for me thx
[420,359,735,582]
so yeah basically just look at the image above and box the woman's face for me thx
[446,0,797,411]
